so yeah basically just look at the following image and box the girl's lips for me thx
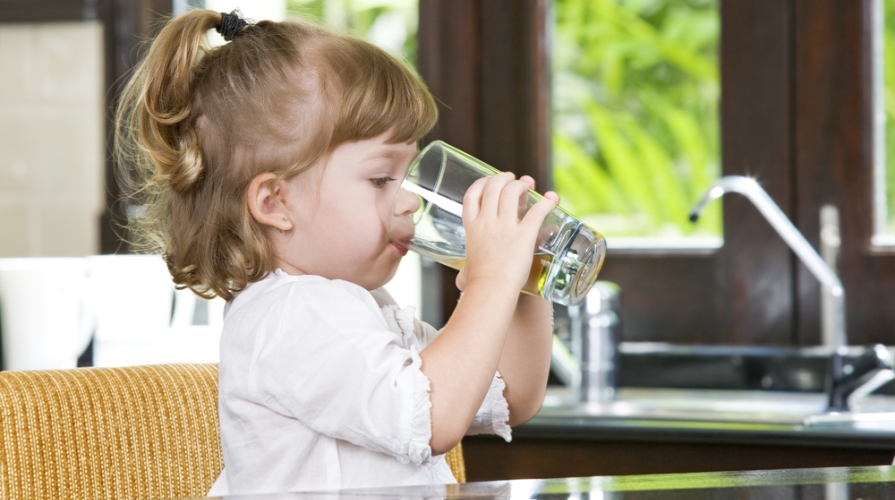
[392,241,409,256]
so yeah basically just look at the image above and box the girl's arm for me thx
[447,176,558,429]
[497,294,553,426]
[420,279,522,455]
[495,177,560,425]
[418,173,556,456]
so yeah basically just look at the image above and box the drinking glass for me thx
[393,141,607,306]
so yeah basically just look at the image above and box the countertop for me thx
[510,387,895,450]
[207,465,895,499]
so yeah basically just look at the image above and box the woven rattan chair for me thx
[0,363,465,500]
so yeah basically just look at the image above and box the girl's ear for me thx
[247,173,292,232]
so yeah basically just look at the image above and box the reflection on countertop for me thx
[214,465,895,499]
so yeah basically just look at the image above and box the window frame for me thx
[791,0,894,346]
[418,0,892,346]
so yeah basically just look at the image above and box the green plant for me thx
[286,0,418,64]
[553,0,721,238]
[883,0,895,235]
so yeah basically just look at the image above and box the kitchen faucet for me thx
[550,176,889,411]
[689,175,847,349]
[690,176,895,411]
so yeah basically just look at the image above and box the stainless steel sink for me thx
[541,387,828,426]
[542,342,895,430]
[538,387,895,435]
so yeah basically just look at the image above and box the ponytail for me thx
[121,10,221,193]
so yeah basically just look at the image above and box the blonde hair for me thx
[115,10,438,300]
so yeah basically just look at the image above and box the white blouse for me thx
[208,270,511,495]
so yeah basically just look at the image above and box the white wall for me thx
[0,22,104,258]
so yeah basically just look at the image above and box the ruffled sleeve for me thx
[398,346,434,464]
[373,286,511,443]
[466,371,512,442]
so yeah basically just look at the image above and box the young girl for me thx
[116,8,558,495]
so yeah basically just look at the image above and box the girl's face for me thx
[273,133,420,290]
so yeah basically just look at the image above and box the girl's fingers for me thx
[479,172,514,216]
[498,179,532,219]
[521,198,557,232]
[455,265,468,292]
[466,173,546,223]
[520,175,536,191]
[543,191,560,204]
[462,177,489,221]
[518,175,557,204]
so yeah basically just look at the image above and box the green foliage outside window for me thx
[883,0,895,235]
[286,0,418,64]
[285,0,721,240]
[552,0,721,238]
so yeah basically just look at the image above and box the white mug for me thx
[86,254,179,342]
[87,254,212,368]
[0,258,95,371]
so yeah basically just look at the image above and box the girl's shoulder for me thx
[368,287,398,308]
[223,270,438,347]
[227,270,381,318]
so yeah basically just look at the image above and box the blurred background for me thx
[2,0,895,366]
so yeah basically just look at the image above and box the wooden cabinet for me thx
[462,435,895,482]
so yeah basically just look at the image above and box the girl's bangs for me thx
[330,44,438,147]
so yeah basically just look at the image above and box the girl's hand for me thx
[519,175,560,205]
[456,173,557,293]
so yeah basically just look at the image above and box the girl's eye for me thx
[370,176,396,189]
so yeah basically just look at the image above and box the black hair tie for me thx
[217,8,249,41]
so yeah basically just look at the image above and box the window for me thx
[552,0,722,248]
[418,0,895,347]
[875,0,895,245]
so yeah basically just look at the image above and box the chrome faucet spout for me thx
[690,176,847,349]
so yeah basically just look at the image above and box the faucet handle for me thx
[577,281,622,403]
[820,204,840,272]
[826,345,893,411]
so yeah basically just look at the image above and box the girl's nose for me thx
[393,186,421,216]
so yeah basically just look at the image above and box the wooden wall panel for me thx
[462,435,894,481]
[715,0,796,345]
[793,0,895,346]
[418,0,550,324]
